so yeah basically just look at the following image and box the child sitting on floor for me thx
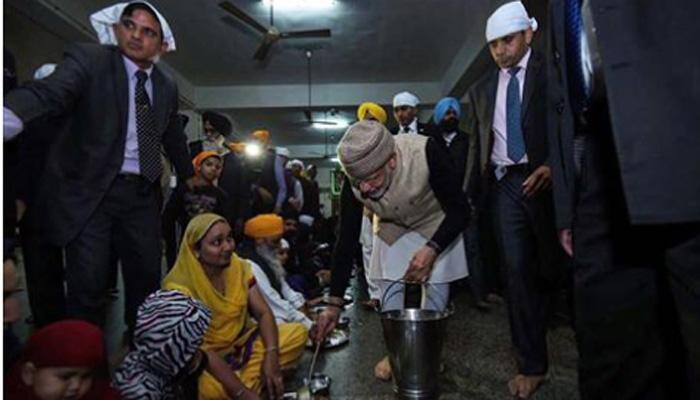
[5,320,119,399]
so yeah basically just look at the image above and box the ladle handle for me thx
[307,340,322,381]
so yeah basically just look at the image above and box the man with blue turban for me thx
[433,97,494,313]
[432,97,468,186]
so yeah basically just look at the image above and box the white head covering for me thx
[288,159,305,170]
[276,147,291,158]
[280,238,290,250]
[90,1,176,52]
[33,64,57,80]
[298,214,315,227]
[485,1,538,43]
[392,91,420,108]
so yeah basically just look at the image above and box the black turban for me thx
[202,111,232,137]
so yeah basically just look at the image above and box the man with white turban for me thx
[464,2,562,398]
[3,2,195,341]
[390,91,432,136]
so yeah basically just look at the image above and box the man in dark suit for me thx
[464,2,561,397]
[547,1,700,398]
[389,91,432,136]
[16,64,67,328]
[431,97,495,310]
[3,3,194,336]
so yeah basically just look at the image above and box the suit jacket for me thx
[5,43,194,246]
[464,50,560,283]
[390,121,433,136]
[548,0,700,227]
[465,50,549,178]
[432,128,470,191]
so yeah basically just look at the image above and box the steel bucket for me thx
[380,282,453,399]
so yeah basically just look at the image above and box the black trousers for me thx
[464,208,490,302]
[573,130,700,400]
[19,209,66,327]
[64,175,162,333]
[491,169,549,375]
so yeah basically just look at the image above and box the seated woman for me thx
[5,320,118,399]
[163,213,307,399]
[113,289,212,399]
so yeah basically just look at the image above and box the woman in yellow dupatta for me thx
[163,213,307,399]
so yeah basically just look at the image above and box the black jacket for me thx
[432,128,470,191]
[464,50,560,282]
[5,43,194,246]
[547,0,700,228]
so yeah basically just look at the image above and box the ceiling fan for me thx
[218,1,332,61]
[294,50,340,126]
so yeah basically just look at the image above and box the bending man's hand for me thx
[522,166,552,198]
[404,245,438,283]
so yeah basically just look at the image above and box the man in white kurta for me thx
[313,120,470,376]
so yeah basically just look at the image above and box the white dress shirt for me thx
[3,108,23,140]
[121,56,153,175]
[490,48,531,166]
[398,118,419,134]
[442,131,458,147]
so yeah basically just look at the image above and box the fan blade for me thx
[253,34,278,60]
[310,120,338,126]
[219,1,268,35]
[281,29,332,39]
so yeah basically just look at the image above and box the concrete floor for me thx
[11,258,579,399]
[288,282,580,399]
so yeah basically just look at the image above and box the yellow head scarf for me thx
[357,102,387,125]
[162,213,255,354]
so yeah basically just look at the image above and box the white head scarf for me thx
[90,1,176,52]
[276,147,291,158]
[33,64,57,80]
[485,1,538,43]
[392,91,420,108]
[287,159,305,170]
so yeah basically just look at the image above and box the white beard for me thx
[256,244,286,281]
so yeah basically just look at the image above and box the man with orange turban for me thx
[238,214,313,330]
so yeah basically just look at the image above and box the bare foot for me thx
[508,374,545,399]
[374,356,392,381]
[486,293,505,304]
